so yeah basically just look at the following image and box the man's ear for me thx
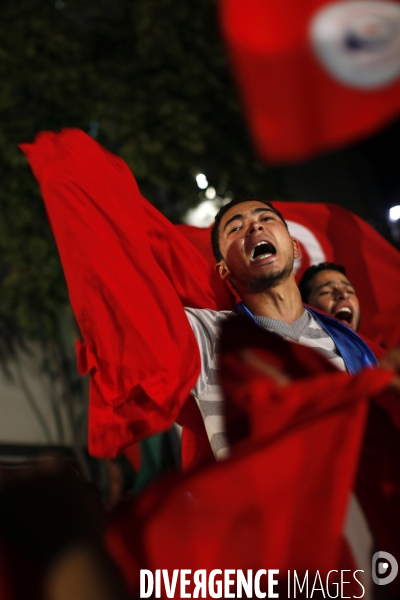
[292,238,301,259]
[214,260,231,281]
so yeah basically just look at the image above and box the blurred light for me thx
[389,206,400,221]
[55,0,65,8]
[205,186,216,200]
[195,174,208,189]
[183,199,220,228]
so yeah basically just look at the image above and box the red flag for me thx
[21,130,205,457]
[21,130,237,458]
[220,0,400,162]
[106,319,395,598]
[356,397,400,594]
[179,201,400,350]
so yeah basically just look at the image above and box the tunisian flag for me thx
[178,202,400,350]
[20,129,234,458]
[106,318,396,598]
[219,0,400,162]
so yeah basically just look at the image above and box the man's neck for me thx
[239,276,304,325]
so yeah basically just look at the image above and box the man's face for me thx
[306,269,361,331]
[215,201,300,293]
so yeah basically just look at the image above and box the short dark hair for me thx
[211,196,288,261]
[298,262,347,303]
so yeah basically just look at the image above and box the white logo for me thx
[309,0,400,89]
[372,551,399,585]
[287,220,326,275]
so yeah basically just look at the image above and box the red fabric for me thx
[20,130,205,458]
[221,319,400,597]
[106,319,395,598]
[179,201,400,350]
[356,400,400,597]
[123,443,142,473]
[219,0,400,162]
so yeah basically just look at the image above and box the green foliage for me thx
[0,0,284,338]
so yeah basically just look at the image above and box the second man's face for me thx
[306,269,361,331]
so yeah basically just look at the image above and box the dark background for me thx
[0,0,399,342]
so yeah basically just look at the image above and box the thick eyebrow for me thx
[315,279,355,292]
[222,207,275,232]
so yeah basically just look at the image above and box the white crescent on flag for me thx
[286,220,327,275]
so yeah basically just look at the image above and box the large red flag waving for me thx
[21,130,237,459]
[20,130,203,457]
[220,0,400,162]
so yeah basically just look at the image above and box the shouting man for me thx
[298,262,361,331]
[185,199,376,458]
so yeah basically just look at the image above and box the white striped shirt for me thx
[185,307,345,459]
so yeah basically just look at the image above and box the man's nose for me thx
[247,221,264,235]
[335,287,349,299]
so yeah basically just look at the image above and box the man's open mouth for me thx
[250,241,276,262]
[333,306,353,324]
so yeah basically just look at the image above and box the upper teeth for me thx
[251,241,271,260]
[337,307,351,313]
